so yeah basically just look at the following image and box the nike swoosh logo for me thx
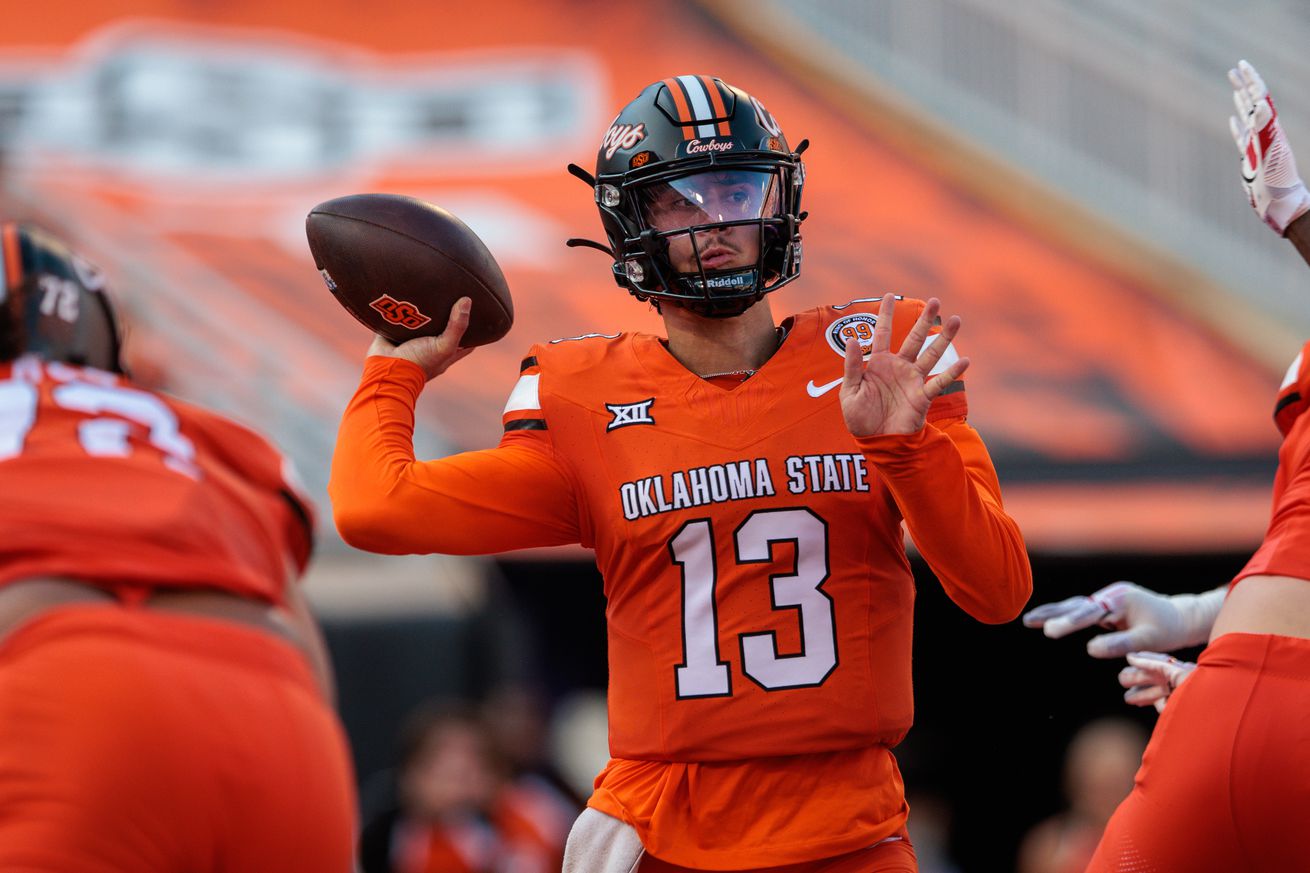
[806,377,843,398]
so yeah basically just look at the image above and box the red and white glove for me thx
[1119,651,1197,713]
[1229,59,1310,235]
[1021,581,1224,658]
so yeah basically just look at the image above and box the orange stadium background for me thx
[0,0,1285,556]
[0,2,1293,872]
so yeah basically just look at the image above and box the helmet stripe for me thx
[677,75,719,138]
[662,77,696,140]
[1,223,21,298]
[697,75,732,136]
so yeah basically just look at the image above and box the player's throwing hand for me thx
[840,293,969,437]
[367,297,475,381]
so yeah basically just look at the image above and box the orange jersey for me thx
[332,297,1031,865]
[0,356,312,604]
[1085,633,1310,873]
[1236,340,1310,585]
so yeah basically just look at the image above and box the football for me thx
[305,193,513,347]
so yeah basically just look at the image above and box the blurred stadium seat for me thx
[0,3,1299,869]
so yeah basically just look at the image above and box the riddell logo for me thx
[705,275,740,288]
[370,294,432,329]
[698,271,753,290]
[687,138,734,154]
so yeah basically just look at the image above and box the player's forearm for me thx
[1287,212,1310,268]
[856,426,1032,623]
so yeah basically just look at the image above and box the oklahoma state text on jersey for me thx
[333,298,1030,761]
[0,356,313,603]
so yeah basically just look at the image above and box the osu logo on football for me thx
[370,294,432,330]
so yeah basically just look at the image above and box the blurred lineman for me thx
[1023,60,1310,872]
[0,226,355,870]
[332,76,1031,872]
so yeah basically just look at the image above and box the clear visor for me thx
[639,169,782,233]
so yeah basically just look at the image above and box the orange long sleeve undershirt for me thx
[330,356,583,555]
[856,424,1031,623]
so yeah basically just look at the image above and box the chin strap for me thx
[565,237,614,256]
[566,163,597,186]
[565,164,612,256]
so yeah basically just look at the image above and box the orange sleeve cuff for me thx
[362,354,427,400]
[853,424,945,473]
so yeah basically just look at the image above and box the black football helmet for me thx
[570,75,806,318]
[0,223,124,372]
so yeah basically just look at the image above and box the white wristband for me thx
[1168,586,1226,647]
[1268,184,1310,236]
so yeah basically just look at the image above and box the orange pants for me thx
[0,605,356,872]
[1087,632,1310,872]
[639,830,916,873]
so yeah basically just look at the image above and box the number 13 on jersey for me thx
[672,507,838,699]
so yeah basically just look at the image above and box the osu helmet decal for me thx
[568,75,808,318]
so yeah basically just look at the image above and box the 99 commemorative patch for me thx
[825,313,877,358]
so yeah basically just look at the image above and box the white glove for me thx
[1229,59,1310,235]
[1021,581,1224,658]
[1119,651,1197,713]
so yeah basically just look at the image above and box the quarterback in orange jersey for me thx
[1023,62,1310,872]
[0,225,355,871]
[332,75,1032,872]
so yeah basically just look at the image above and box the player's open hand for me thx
[1119,651,1196,713]
[1229,59,1310,235]
[367,297,475,381]
[1022,581,1210,659]
[840,294,968,437]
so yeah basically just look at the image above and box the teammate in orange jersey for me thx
[332,76,1032,872]
[1022,61,1310,871]
[0,224,355,871]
